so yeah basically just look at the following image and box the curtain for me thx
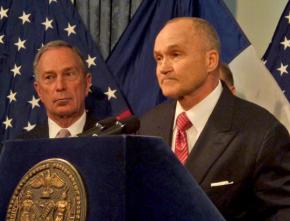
[75,0,142,59]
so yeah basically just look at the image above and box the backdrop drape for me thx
[75,0,142,59]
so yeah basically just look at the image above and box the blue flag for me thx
[0,0,129,141]
[263,1,290,102]
[106,0,249,116]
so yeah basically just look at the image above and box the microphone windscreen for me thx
[79,116,116,137]
[96,116,116,129]
[98,115,140,136]
[121,116,140,134]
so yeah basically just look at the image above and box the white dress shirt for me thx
[48,111,87,138]
[172,81,223,152]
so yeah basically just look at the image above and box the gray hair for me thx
[33,40,89,79]
[165,17,221,53]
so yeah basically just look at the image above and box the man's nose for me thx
[55,75,66,91]
[159,58,173,74]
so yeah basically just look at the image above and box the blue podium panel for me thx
[0,137,126,221]
[0,136,224,221]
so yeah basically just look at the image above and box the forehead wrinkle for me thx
[39,65,74,73]
[156,28,199,46]
[154,44,181,52]
[155,34,203,56]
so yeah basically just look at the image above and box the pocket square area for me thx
[211,180,234,187]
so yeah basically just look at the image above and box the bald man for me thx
[139,17,290,220]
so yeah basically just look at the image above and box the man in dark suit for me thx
[19,40,95,139]
[138,17,290,220]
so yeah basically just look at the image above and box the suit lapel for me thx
[157,100,176,145]
[83,114,98,131]
[29,123,49,139]
[185,87,238,184]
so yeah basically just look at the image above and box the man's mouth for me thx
[54,98,71,104]
[161,78,176,84]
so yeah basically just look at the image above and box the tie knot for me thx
[56,128,71,138]
[176,112,192,131]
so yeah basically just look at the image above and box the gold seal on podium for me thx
[6,158,87,221]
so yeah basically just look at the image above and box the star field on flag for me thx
[263,2,290,101]
[0,0,129,141]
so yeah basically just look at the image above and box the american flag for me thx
[0,0,129,141]
[263,1,290,102]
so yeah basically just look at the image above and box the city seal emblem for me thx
[6,158,87,221]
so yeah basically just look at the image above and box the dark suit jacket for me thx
[139,86,290,221]
[18,115,98,139]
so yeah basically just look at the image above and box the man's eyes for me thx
[155,52,182,60]
[40,70,79,84]
[44,74,55,80]
[171,51,181,57]
[64,70,77,76]
[155,56,162,62]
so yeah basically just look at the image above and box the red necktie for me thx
[55,129,71,138]
[175,112,192,164]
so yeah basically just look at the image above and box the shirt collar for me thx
[48,111,87,138]
[173,81,223,134]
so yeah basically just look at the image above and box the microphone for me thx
[98,116,140,136]
[79,116,116,137]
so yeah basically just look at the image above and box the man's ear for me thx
[34,81,41,98]
[206,49,219,72]
[230,85,237,95]
[85,73,92,96]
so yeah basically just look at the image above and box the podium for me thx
[0,136,224,220]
